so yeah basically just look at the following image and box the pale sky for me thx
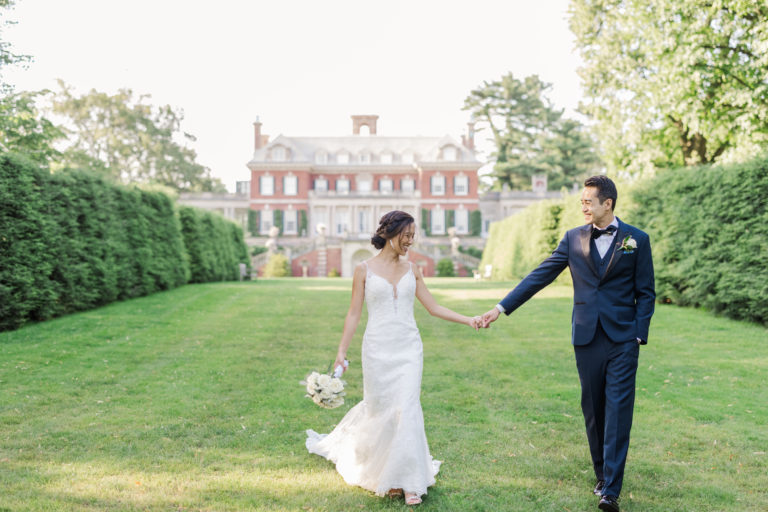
[5,0,583,191]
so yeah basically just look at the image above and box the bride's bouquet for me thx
[301,360,348,409]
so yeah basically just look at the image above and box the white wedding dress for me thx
[306,261,441,497]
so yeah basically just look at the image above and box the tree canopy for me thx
[570,0,768,175]
[50,82,226,193]
[463,72,600,191]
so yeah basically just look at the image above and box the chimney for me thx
[351,115,379,135]
[464,121,475,150]
[253,117,263,150]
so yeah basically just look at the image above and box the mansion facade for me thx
[247,115,484,277]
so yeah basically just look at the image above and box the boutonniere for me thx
[619,235,637,254]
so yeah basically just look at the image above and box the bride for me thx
[306,210,481,505]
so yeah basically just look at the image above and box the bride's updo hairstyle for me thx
[371,210,415,250]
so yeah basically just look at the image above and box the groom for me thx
[481,175,654,512]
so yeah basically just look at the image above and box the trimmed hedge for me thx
[178,206,250,283]
[1,154,249,331]
[628,158,768,324]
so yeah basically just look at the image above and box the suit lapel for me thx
[602,219,626,280]
[580,225,599,278]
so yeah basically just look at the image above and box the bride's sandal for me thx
[386,488,404,498]
[404,492,422,505]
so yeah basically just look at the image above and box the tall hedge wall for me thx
[178,205,250,283]
[1,153,249,332]
[628,158,768,324]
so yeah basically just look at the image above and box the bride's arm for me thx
[334,264,366,373]
[414,265,479,329]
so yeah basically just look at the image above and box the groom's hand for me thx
[481,308,500,328]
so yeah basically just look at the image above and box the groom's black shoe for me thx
[593,480,605,496]
[598,495,619,512]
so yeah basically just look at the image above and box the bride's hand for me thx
[468,315,482,331]
[333,355,347,375]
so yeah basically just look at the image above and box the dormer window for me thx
[402,151,414,164]
[337,151,350,164]
[359,152,371,164]
[315,151,328,164]
[442,145,458,161]
[271,146,287,162]
[380,151,393,164]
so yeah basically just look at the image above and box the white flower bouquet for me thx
[301,361,348,409]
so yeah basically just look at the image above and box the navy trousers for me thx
[574,321,639,497]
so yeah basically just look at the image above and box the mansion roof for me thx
[247,134,481,169]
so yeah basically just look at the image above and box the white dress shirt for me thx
[593,217,619,259]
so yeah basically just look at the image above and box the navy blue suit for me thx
[498,218,655,497]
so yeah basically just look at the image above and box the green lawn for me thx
[1,278,766,511]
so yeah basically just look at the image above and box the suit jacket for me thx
[498,218,655,345]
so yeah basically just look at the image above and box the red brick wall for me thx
[326,248,342,276]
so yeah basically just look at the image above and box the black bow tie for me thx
[591,225,617,239]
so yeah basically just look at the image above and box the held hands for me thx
[481,307,500,328]
[468,315,482,331]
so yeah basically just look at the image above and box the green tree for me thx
[0,1,62,166]
[463,72,598,190]
[570,0,768,174]
[537,119,601,190]
[49,81,226,193]
[0,91,63,166]
[0,0,29,89]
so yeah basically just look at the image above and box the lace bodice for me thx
[363,261,417,327]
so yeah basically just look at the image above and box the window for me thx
[271,146,287,161]
[284,210,298,234]
[335,209,350,235]
[357,179,372,193]
[284,175,298,196]
[402,151,414,164]
[314,178,328,192]
[337,152,350,164]
[358,209,370,234]
[401,178,415,193]
[442,145,458,161]
[336,178,350,194]
[315,151,328,164]
[430,175,445,195]
[380,152,393,164]
[454,175,469,195]
[379,179,393,194]
[359,152,371,164]
[260,176,274,196]
[430,209,445,235]
[314,208,329,235]
[260,209,273,233]
[455,209,469,234]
